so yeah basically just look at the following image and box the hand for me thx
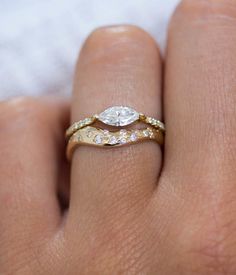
[1,1,236,274]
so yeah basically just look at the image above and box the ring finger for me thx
[67,25,163,232]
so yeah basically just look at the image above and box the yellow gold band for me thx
[66,126,164,160]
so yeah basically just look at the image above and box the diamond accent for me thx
[120,138,127,144]
[130,133,137,142]
[120,129,128,135]
[145,117,165,131]
[143,129,149,137]
[109,136,117,145]
[84,118,91,124]
[103,130,110,135]
[98,106,139,127]
[86,128,93,138]
[94,135,103,144]
[149,129,154,138]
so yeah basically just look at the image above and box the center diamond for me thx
[98,106,139,127]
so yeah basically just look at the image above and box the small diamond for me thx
[150,118,155,124]
[109,136,117,145]
[103,130,110,135]
[143,130,149,137]
[119,137,127,144]
[94,135,103,144]
[149,130,154,138]
[86,129,93,138]
[130,133,137,142]
[120,129,127,135]
[157,121,165,131]
[78,121,83,127]
[102,130,110,143]
[84,118,91,124]
[77,135,82,141]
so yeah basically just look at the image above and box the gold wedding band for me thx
[65,106,165,160]
[66,126,164,160]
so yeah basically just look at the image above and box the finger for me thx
[163,0,236,193]
[68,26,163,227]
[0,97,68,264]
[158,1,236,272]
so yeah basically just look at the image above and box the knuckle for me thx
[80,25,160,66]
[8,96,43,114]
[0,97,49,131]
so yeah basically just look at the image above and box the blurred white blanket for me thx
[0,0,180,99]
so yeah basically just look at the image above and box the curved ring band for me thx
[66,126,164,160]
[66,106,165,139]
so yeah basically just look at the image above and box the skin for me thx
[1,0,236,274]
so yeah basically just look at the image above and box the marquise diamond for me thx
[98,106,139,127]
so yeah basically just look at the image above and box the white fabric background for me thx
[0,0,180,99]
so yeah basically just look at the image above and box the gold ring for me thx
[66,126,164,160]
[65,106,165,160]
[65,106,165,139]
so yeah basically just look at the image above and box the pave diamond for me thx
[103,130,110,135]
[94,135,103,144]
[120,129,127,135]
[98,106,139,127]
[86,128,93,138]
[130,133,137,142]
[143,129,149,137]
[109,136,117,145]
[119,137,127,144]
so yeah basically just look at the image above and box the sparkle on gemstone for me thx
[143,130,149,137]
[130,133,137,142]
[120,129,128,136]
[98,106,139,127]
[109,136,117,145]
[147,117,154,124]
[103,130,110,135]
[119,137,127,144]
[94,135,103,144]
[78,121,83,127]
[86,129,92,138]
[84,118,91,123]
[149,130,154,138]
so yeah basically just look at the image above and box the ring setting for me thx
[66,106,165,160]
[66,106,165,139]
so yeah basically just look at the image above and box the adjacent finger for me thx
[0,97,68,267]
[164,0,236,193]
[157,1,236,272]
